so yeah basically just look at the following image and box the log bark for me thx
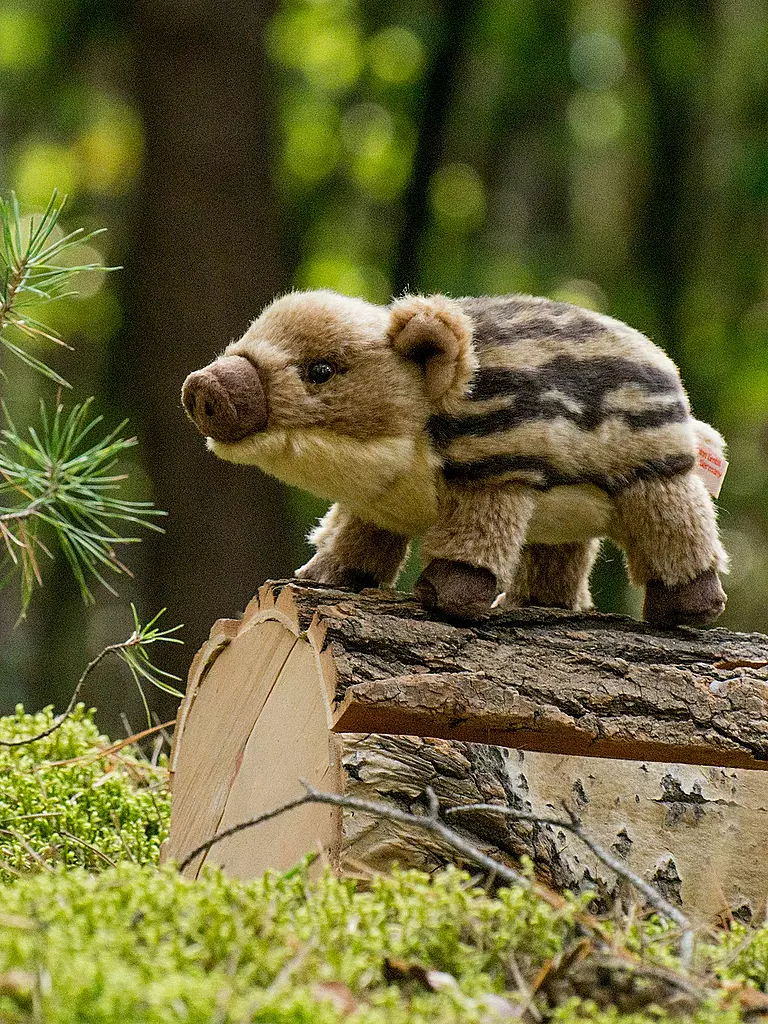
[285,581,768,770]
[167,580,768,919]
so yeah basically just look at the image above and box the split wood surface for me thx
[278,582,768,770]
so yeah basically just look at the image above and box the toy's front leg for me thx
[296,504,409,591]
[415,483,536,620]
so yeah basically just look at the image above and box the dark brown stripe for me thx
[469,356,680,402]
[459,297,607,347]
[441,452,696,495]
[428,356,686,445]
[429,400,687,446]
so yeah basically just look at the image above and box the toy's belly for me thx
[526,485,613,545]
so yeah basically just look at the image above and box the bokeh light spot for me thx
[283,98,340,183]
[368,26,425,86]
[78,102,144,195]
[342,104,411,200]
[429,163,486,233]
[0,8,50,70]
[569,32,625,90]
[479,254,537,297]
[567,90,625,148]
[298,254,390,302]
[58,243,108,300]
[269,7,362,92]
[13,141,79,206]
[341,103,392,151]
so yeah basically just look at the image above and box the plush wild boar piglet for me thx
[182,290,728,625]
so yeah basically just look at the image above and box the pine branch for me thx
[0,191,116,386]
[0,399,165,611]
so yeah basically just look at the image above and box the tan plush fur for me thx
[211,429,442,535]
[511,540,600,611]
[387,294,478,412]
[611,474,729,586]
[526,486,613,544]
[183,288,729,624]
[420,483,537,588]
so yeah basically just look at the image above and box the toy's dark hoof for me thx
[643,567,726,627]
[414,559,499,621]
[295,554,378,592]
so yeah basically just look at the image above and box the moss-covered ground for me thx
[0,706,767,1023]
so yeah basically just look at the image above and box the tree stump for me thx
[167,580,768,919]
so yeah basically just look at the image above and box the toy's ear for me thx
[387,295,477,409]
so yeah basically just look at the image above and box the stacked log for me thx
[167,580,768,919]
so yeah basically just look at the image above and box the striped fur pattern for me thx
[429,295,697,496]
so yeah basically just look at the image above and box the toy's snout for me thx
[182,355,267,443]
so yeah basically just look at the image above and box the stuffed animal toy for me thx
[182,290,728,625]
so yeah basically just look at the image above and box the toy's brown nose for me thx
[182,355,267,442]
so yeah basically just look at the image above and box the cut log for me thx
[167,580,768,919]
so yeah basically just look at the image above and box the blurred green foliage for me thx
[0,0,767,716]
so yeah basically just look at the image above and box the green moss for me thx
[0,862,574,1023]
[0,705,168,876]
[0,862,760,1024]
[711,922,768,990]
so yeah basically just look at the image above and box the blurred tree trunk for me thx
[391,0,475,294]
[119,0,295,700]
[632,1,714,360]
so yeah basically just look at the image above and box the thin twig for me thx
[446,802,696,968]
[150,734,164,768]
[175,783,705,1000]
[150,711,174,750]
[0,828,54,873]
[0,626,169,748]
[0,258,29,336]
[179,793,316,873]
[45,718,176,767]
[0,855,23,878]
[0,641,131,747]
[180,783,526,888]
[58,829,117,868]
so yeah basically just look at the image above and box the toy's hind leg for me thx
[610,474,727,626]
[511,540,600,611]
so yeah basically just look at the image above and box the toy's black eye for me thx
[306,360,335,385]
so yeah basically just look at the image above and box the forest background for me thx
[0,0,766,731]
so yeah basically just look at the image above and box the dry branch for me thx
[177,780,698,972]
[306,584,768,770]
